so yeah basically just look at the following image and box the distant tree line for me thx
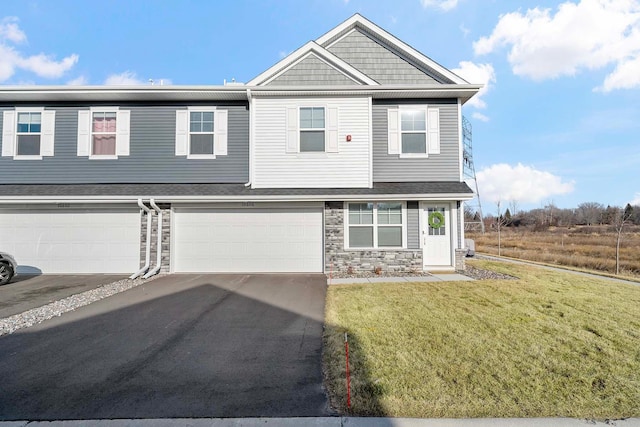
[466,202,640,230]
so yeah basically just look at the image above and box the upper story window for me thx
[285,105,338,154]
[388,106,440,158]
[189,111,215,155]
[175,107,228,159]
[1,108,55,160]
[400,110,426,154]
[77,107,130,159]
[299,107,325,152]
[92,112,117,156]
[345,202,405,249]
[16,112,42,156]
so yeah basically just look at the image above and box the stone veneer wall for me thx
[454,248,466,271]
[325,201,423,273]
[139,203,171,274]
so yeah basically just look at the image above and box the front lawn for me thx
[323,260,640,418]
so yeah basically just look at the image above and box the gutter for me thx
[130,199,152,279]
[244,88,252,188]
[143,199,163,279]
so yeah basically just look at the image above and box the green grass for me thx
[323,259,640,418]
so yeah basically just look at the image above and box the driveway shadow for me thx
[0,276,335,420]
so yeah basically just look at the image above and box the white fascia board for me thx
[316,14,469,85]
[247,41,378,86]
[0,193,475,204]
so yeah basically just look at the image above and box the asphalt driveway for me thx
[0,273,329,420]
[0,274,129,318]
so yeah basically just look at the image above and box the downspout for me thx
[130,199,152,279]
[143,199,163,278]
[244,88,252,187]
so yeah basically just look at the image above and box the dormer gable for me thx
[247,42,378,87]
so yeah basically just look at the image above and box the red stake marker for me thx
[345,332,351,409]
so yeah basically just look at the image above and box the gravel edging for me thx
[0,274,163,337]
[463,264,518,280]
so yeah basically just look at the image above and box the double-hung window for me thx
[400,110,426,154]
[189,111,215,156]
[91,112,117,156]
[346,202,404,249]
[77,107,130,159]
[1,108,55,159]
[388,106,440,157]
[299,107,325,152]
[16,112,42,156]
[175,107,227,159]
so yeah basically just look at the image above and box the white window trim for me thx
[398,106,428,159]
[13,107,45,160]
[88,106,119,160]
[187,106,217,159]
[343,201,407,250]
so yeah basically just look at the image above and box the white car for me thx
[0,252,17,285]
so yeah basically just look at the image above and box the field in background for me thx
[467,226,640,278]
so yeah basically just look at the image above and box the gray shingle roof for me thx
[0,182,472,198]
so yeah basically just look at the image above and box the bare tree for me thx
[577,202,604,225]
[495,201,509,256]
[613,205,633,275]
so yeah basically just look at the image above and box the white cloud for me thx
[472,112,489,122]
[0,17,78,82]
[451,61,495,109]
[473,0,640,92]
[631,192,640,206]
[421,0,459,11]
[476,163,575,204]
[104,71,145,85]
[0,17,26,43]
[67,76,88,85]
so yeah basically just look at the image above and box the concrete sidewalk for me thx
[2,416,639,426]
[328,273,473,285]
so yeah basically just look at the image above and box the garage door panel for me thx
[174,207,323,273]
[0,209,140,274]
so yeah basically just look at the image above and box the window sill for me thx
[187,154,216,160]
[89,155,118,160]
[399,153,428,159]
[344,247,409,251]
[13,155,43,160]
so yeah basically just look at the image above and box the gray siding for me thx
[0,104,249,184]
[372,100,461,182]
[407,201,420,249]
[328,29,445,85]
[266,54,356,86]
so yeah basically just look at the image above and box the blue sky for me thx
[1,0,639,210]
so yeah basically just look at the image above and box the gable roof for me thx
[247,41,379,86]
[315,14,469,85]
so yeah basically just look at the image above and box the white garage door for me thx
[0,208,140,274]
[174,207,323,273]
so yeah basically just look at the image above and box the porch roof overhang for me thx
[0,84,482,105]
[0,182,474,204]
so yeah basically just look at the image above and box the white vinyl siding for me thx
[175,107,228,158]
[173,205,323,273]
[76,108,130,159]
[253,97,370,188]
[2,108,55,159]
[0,208,140,274]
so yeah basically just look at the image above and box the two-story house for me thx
[0,14,480,276]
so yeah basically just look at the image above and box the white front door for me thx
[423,204,452,268]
